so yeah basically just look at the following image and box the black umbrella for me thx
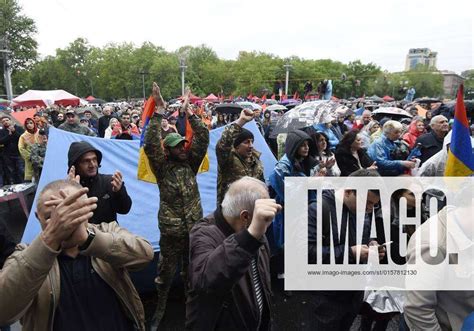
[90,98,106,104]
[414,98,441,104]
[214,103,243,115]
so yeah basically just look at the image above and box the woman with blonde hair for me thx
[104,117,119,139]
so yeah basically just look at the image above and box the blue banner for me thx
[22,121,277,250]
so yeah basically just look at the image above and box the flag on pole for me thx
[444,84,474,176]
[137,96,157,183]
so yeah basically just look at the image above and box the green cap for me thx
[163,133,187,148]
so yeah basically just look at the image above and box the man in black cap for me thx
[67,141,132,224]
[58,110,96,136]
[216,108,264,206]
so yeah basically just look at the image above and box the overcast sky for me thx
[20,0,473,74]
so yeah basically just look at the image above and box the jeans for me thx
[2,155,24,184]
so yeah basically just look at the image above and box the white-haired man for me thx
[415,115,449,165]
[186,177,281,330]
[368,120,416,176]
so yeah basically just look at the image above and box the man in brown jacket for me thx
[0,179,154,331]
[186,177,281,330]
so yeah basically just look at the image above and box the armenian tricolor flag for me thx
[444,84,474,176]
[137,96,157,183]
[137,95,210,183]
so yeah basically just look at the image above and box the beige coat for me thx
[0,222,154,330]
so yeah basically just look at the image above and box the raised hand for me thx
[111,170,123,192]
[236,108,254,127]
[152,82,166,112]
[181,86,192,114]
[247,199,282,239]
[67,165,80,184]
[40,187,97,250]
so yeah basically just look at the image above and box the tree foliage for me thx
[9,36,450,100]
[0,0,38,94]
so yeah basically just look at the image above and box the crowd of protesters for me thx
[0,81,473,331]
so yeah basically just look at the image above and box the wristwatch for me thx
[79,228,96,251]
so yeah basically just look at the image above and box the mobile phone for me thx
[378,241,393,251]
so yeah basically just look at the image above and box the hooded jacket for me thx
[18,118,38,181]
[403,121,425,149]
[67,142,132,224]
[268,130,317,248]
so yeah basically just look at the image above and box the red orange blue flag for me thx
[444,84,474,176]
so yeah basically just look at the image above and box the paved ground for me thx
[141,277,401,331]
[2,192,400,331]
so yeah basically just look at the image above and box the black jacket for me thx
[415,131,444,165]
[334,146,373,176]
[98,115,114,138]
[0,125,24,156]
[0,222,16,269]
[80,174,132,224]
[186,208,272,331]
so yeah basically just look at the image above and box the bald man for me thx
[415,115,449,165]
[0,179,153,330]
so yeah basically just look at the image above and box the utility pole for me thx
[283,63,292,96]
[1,37,13,101]
[179,59,187,96]
[139,70,149,100]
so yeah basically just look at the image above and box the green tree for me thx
[0,0,38,95]
[406,65,444,98]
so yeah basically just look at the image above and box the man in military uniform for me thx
[216,108,264,206]
[144,83,209,327]
[58,109,96,136]
[30,128,48,182]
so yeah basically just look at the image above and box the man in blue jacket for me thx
[368,120,416,176]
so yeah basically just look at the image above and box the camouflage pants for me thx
[153,228,189,325]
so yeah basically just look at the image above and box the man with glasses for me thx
[66,141,132,224]
[58,109,96,136]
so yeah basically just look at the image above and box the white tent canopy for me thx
[12,89,81,107]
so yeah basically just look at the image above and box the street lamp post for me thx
[283,63,292,96]
[179,59,187,96]
[139,70,149,100]
[0,37,13,100]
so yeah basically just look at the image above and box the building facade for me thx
[441,70,465,98]
[405,48,437,71]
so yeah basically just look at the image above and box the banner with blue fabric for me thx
[22,121,277,251]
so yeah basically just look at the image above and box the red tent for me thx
[204,93,219,103]
[178,93,201,103]
[383,95,394,102]
[10,108,38,125]
[85,95,96,101]
[12,90,81,107]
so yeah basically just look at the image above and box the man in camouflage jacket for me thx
[144,83,209,327]
[58,109,96,136]
[216,108,264,206]
[30,129,48,181]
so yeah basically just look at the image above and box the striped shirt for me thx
[251,257,264,316]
